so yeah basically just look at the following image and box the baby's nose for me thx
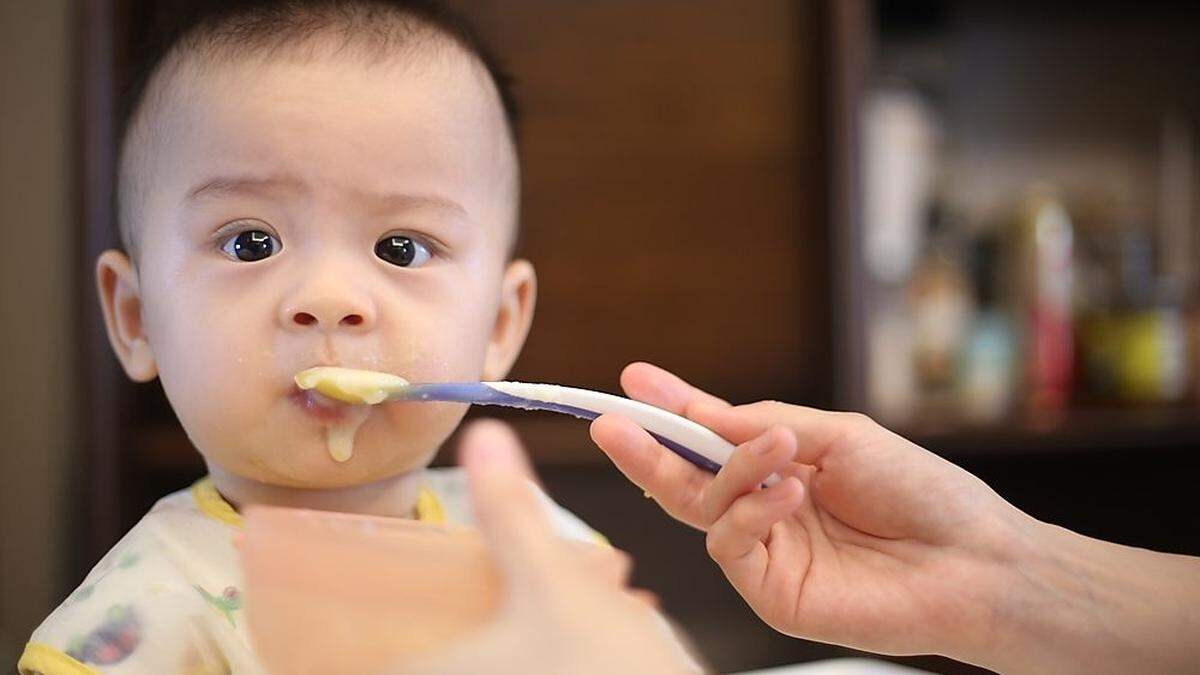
[279,293,376,333]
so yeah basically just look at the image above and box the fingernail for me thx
[752,432,775,455]
[776,477,804,499]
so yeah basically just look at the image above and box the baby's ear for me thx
[96,250,157,382]
[482,259,536,381]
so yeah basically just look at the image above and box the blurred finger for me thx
[590,414,711,529]
[628,588,661,611]
[700,426,797,525]
[459,419,565,589]
[566,541,633,588]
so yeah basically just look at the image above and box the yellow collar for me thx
[190,476,446,528]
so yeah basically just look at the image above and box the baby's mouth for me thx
[289,386,357,422]
[289,385,374,463]
[289,366,410,463]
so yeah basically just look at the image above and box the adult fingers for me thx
[705,478,806,585]
[459,419,566,591]
[619,362,731,415]
[690,401,847,465]
[589,414,711,529]
[700,426,798,525]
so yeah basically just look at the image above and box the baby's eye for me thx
[220,229,280,262]
[375,234,432,268]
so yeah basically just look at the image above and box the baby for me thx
[19,1,608,672]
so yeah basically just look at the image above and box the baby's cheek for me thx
[400,298,497,374]
[167,376,274,468]
[391,336,489,384]
[151,331,279,469]
[160,341,272,419]
[375,400,468,455]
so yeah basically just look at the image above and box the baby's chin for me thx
[203,402,466,489]
[189,396,465,485]
[255,443,439,489]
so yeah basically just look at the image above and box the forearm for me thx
[977,519,1200,674]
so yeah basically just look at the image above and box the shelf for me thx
[900,406,1200,455]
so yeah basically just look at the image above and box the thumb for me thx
[458,419,565,592]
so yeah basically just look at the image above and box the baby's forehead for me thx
[152,34,511,162]
[120,34,517,253]
[171,44,507,151]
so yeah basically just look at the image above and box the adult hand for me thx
[590,363,1200,674]
[403,419,699,675]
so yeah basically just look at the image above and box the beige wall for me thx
[0,0,75,666]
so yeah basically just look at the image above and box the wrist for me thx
[936,509,1061,673]
[972,517,1099,673]
[965,516,1200,674]
[934,506,1106,674]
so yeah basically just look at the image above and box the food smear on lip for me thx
[294,367,408,462]
[294,367,409,405]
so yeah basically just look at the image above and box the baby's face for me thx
[119,49,527,487]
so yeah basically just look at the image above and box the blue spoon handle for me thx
[397,382,728,475]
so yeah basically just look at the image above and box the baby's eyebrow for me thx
[363,191,469,218]
[184,174,302,203]
[182,174,469,219]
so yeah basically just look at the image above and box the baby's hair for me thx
[115,0,519,256]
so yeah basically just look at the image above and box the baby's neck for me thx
[205,464,424,519]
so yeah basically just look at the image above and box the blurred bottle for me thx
[1116,305,1186,403]
[1189,305,1200,406]
[1114,227,1187,404]
[958,235,1015,422]
[1077,217,1187,405]
[1156,111,1198,406]
[1076,214,1141,403]
[861,87,939,424]
[1012,191,1074,414]
[910,202,973,401]
[867,295,917,424]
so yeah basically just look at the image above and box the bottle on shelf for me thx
[1011,190,1075,417]
[957,234,1015,423]
[1074,201,1188,407]
[909,201,974,425]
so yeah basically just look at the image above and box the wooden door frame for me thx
[77,0,126,565]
